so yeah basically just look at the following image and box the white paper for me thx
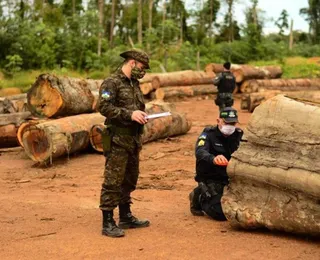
[145,112,172,120]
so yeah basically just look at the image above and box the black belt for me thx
[110,125,141,136]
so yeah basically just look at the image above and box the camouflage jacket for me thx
[98,69,145,152]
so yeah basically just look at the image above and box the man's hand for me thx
[213,155,229,166]
[131,110,148,124]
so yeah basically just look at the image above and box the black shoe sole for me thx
[101,230,125,237]
[118,222,150,229]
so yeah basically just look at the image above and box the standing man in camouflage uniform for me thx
[98,49,150,238]
[213,62,236,111]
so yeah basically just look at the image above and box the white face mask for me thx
[220,124,236,136]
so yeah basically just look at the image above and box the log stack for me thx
[222,95,320,236]
[205,64,283,86]
[240,78,320,93]
[241,90,320,112]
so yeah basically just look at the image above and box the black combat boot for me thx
[189,189,204,216]
[118,203,150,229]
[102,210,125,237]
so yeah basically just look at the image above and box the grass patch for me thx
[0,68,110,92]
[250,56,320,79]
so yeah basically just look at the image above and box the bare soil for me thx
[0,97,319,260]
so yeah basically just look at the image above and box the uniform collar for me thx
[116,68,138,83]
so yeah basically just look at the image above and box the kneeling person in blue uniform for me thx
[189,107,243,220]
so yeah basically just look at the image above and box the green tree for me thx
[275,9,289,36]
[300,0,320,43]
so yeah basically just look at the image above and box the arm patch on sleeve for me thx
[198,140,205,146]
[101,91,111,100]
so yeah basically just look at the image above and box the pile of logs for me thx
[222,95,320,236]
[140,70,217,101]
[1,74,192,163]
[240,78,320,93]
[205,63,283,86]
[241,90,320,112]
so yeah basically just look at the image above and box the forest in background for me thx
[0,0,320,90]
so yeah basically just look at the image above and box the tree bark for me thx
[240,78,320,93]
[22,113,105,163]
[222,95,320,236]
[27,74,103,118]
[289,19,294,50]
[150,70,215,89]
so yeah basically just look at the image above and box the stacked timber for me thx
[205,64,283,84]
[222,95,320,236]
[141,70,216,100]
[0,112,33,148]
[241,90,320,112]
[240,78,320,93]
[89,101,191,153]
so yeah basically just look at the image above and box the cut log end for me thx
[89,125,104,153]
[28,79,63,117]
[22,127,51,162]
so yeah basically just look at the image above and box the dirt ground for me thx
[0,97,319,260]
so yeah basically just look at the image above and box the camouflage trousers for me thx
[215,93,234,111]
[99,143,139,211]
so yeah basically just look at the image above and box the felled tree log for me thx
[241,90,320,112]
[140,82,156,95]
[151,70,215,89]
[154,85,218,100]
[154,86,194,100]
[0,112,33,148]
[222,95,320,236]
[204,63,225,74]
[232,65,283,83]
[139,73,162,84]
[27,74,103,118]
[240,78,320,93]
[0,87,22,97]
[17,119,48,147]
[89,101,190,152]
[205,64,282,83]
[22,113,105,163]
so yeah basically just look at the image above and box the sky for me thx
[186,0,309,35]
